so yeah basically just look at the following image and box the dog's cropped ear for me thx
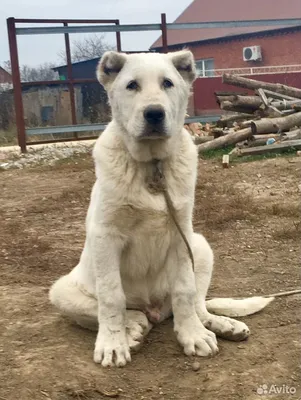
[96,51,127,89]
[169,50,197,85]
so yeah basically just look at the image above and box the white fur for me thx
[206,297,275,317]
[49,50,272,367]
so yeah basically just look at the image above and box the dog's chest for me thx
[109,165,191,236]
[117,166,192,277]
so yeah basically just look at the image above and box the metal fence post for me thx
[161,13,168,53]
[64,22,78,137]
[115,20,122,52]
[7,17,27,153]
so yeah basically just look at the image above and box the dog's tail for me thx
[205,296,275,317]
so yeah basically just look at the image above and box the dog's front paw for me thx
[94,327,131,367]
[175,317,219,357]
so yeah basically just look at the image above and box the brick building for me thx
[0,67,12,84]
[0,66,12,91]
[151,0,301,77]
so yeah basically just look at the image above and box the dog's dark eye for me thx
[126,80,139,90]
[163,78,174,89]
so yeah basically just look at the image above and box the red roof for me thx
[151,0,301,49]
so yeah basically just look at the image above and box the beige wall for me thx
[22,86,82,126]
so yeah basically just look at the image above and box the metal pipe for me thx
[7,18,27,153]
[25,115,219,137]
[161,13,168,53]
[14,18,119,23]
[64,22,78,138]
[27,136,99,146]
[15,19,301,35]
[26,122,108,135]
[16,24,162,35]
[168,20,301,29]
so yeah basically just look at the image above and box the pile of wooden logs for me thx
[193,74,301,157]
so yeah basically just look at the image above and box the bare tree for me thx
[2,60,58,82]
[2,60,11,74]
[58,34,115,63]
[20,63,58,82]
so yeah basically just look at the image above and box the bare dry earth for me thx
[0,153,300,400]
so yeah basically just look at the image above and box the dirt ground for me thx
[1,152,300,400]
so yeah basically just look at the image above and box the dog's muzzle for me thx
[138,105,169,140]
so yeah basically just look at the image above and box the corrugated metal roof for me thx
[52,57,100,72]
[151,0,301,49]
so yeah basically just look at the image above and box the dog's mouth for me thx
[137,127,170,141]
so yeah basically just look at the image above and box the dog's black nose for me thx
[144,106,165,124]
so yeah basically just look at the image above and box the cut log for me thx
[218,95,262,109]
[281,128,301,141]
[217,113,252,127]
[223,74,301,99]
[193,136,214,145]
[250,111,301,134]
[220,101,256,114]
[236,140,301,156]
[270,99,301,111]
[216,95,237,103]
[253,134,281,140]
[212,127,226,138]
[215,91,248,96]
[246,137,278,147]
[197,127,253,153]
[260,89,300,102]
[247,134,281,147]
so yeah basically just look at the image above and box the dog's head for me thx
[97,50,196,160]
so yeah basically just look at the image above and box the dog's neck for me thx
[114,125,181,163]
[145,159,165,194]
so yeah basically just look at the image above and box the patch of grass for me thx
[199,145,297,163]
[199,145,234,160]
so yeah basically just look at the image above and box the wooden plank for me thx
[257,88,269,108]
[237,140,301,156]
[222,154,230,168]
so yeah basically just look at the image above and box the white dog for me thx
[49,50,273,367]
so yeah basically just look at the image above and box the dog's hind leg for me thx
[49,274,99,330]
[192,233,250,342]
[125,310,153,351]
[49,274,152,348]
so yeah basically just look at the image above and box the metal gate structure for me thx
[6,14,301,152]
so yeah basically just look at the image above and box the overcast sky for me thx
[0,0,191,68]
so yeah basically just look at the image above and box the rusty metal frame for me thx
[7,17,125,152]
[7,14,301,152]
